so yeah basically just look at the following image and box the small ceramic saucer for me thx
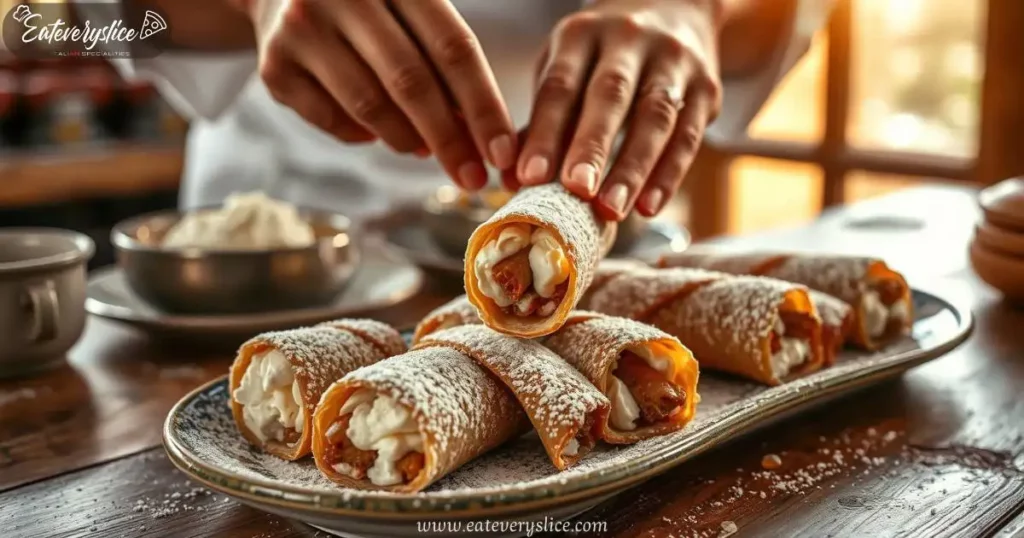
[86,253,423,338]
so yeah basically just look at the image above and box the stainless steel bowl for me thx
[422,185,650,257]
[421,185,501,257]
[111,208,360,314]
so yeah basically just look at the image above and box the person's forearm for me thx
[718,0,799,77]
[126,0,255,50]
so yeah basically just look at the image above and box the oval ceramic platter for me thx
[164,283,972,538]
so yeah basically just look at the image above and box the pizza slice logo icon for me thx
[138,10,167,40]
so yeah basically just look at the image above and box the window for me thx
[700,0,1010,237]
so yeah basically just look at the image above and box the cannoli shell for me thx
[544,312,700,443]
[415,324,610,470]
[312,347,529,492]
[412,296,482,344]
[582,267,825,385]
[659,252,911,350]
[229,319,405,460]
[464,183,616,338]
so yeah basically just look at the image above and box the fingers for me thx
[260,56,376,144]
[330,0,486,189]
[592,60,688,221]
[393,0,517,170]
[287,18,424,153]
[500,129,528,191]
[517,16,597,187]
[636,87,717,217]
[558,31,643,200]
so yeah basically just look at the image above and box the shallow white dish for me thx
[164,284,971,538]
[86,253,423,338]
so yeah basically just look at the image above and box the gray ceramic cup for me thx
[0,228,94,378]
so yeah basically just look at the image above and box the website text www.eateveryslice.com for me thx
[416,518,607,535]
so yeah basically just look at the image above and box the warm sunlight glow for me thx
[883,0,925,33]
[728,158,822,234]
[747,34,827,143]
[844,172,925,202]
[849,0,983,157]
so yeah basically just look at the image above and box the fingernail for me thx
[570,163,598,195]
[522,155,550,185]
[604,183,630,216]
[488,134,516,170]
[415,147,431,158]
[640,188,665,214]
[458,161,487,190]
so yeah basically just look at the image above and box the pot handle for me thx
[24,281,59,342]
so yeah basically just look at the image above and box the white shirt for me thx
[96,0,833,218]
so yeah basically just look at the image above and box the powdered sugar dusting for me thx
[469,183,614,322]
[330,347,528,488]
[589,259,650,292]
[654,253,867,352]
[659,252,779,276]
[544,314,685,392]
[416,325,609,463]
[413,296,482,343]
[318,318,407,358]
[809,290,854,332]
[766,256,875,305]
[582,267,725,320]
[581,265,818,383]
[658,251,875,306]
[171,329,927,500]
[237,325,396,414]
[168,292,961,512]
[649,276,808,383]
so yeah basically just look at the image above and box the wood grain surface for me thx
[2,186,1022,538]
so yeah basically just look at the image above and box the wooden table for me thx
[3,185,1022,538]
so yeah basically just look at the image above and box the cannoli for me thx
[544,312,700,442]
[808,291,855,363]
[582,266,824,385]
[229,319,405,460]
[658,251,910,350]
[312,346,529,492]
[415,325,610,470]
[414,298,700,443]
[464,183,616,338]
[411,296,482,344]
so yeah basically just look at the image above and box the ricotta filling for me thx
[608,345,677,431]
[232,349,305,444]
[336,389,424,486]
[474,225,570,308]
[770,318,812,379]
[861,290,910,338]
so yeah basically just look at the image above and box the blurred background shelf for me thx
[1,51,188,268]
[0,144,183,208]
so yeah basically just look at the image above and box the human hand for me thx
[508,0,724,221]
[236,0,518,189]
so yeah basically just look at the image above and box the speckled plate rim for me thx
[163,283,973,520]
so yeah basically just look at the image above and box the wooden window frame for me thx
[686,0,1024,239]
